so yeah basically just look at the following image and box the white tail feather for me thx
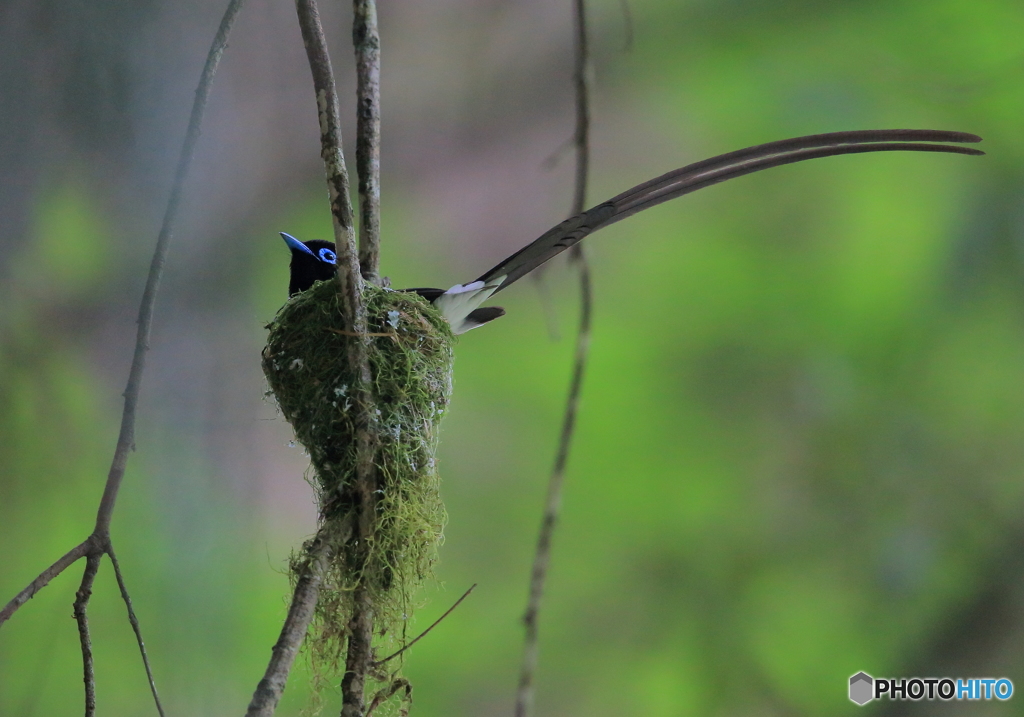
[434,276,506,334]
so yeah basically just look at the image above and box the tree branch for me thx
[2,3,245,714]
[96,0,247,536]
[0,537,94,625]
[516,1,591,715]
[1,0,246,631]
[110,546,166,717]
[246,534,333,717]
[73,553,103,717]
[285,5,382,716]
[295,0,360,313]
[340,585,374,717]
[294,0,374,414]
[570,0,590,222]
[373,584,477,668]
[352,0,382,284]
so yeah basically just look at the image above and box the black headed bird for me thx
[282,129,983,333]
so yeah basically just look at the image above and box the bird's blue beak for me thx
[280,232,315,256]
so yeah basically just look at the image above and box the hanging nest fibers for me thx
[262,277,455,671]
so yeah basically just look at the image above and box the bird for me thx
[282,129,983,334]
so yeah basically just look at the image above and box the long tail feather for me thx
[476,130,983,291]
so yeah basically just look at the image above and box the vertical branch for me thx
[295,0,361,327]
[516,1,592,716]
[353,0,382,284]
[340,588,374,717]
[293,4,380,717]
[570,0,590,220]
[73,554,103,717]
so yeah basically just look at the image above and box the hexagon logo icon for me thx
[849,672,873,705]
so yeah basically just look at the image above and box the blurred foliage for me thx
[3,0,1024,716]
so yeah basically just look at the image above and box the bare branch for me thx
[109,546,166,717]
[373,584,477,668]
[74,553,103,717]
[1,0,247,634]
[570,0,590,221]
[0,537,94,627]
[295,0,360,319]
[352,0,382,283]
[294,0,375,452]
[3,8,246,717]
[246,535,333,717]
[341,586,374,717]
[516,1,591,716]
[288,5,383,716]
[96,0,247,536]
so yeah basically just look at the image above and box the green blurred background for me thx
[2,0,1023,714]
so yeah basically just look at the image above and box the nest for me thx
[262,278,454,670]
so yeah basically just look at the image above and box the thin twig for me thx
[246,534,333,717]
[292,4,381,716]
[1,2,245,714]
[326,327,396,338]
[109,546,166,717]
[96,0,247,537]
[516,2,592,716]
[0,0,247,634]
[0,537,94,626]
[373,584,478,667]
[353,0,382,283]
[73,553,103,717]
[365,678,411,717]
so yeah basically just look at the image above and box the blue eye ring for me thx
[318,248,337,264]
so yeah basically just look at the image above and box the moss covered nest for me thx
[262,278,455,666]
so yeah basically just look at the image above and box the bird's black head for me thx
[282,232,338,296]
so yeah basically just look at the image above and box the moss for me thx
[262,278,454,675]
